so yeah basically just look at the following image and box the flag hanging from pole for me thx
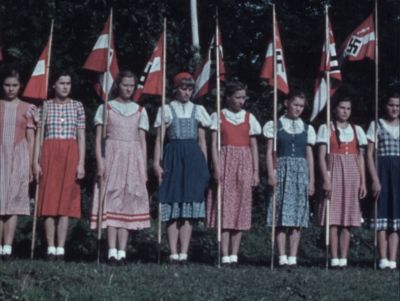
[23,39,51,100]
[260,15,289,95]
[311,20,342,121]
[133,33,164,101]
[339,13,375,63]
[83,13,119,100]
[193,30,225,99]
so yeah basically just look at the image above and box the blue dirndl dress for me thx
[159,104,210,222]
[266,120,310,228]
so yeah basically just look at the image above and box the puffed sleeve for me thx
[139,107,150,131]
[195,105,211,128]
[366,121,376,142]
[26,104,38,129]
[209,112,218,131]
[154,105,173,128]
[316,124,329,144]
[355,125,368,146]
[262,120,274,139]
[94,104,105,125]
[74,101,86,129]
[249,113,262,135]
[307,125,317,145]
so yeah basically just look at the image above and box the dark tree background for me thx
[0,0,398,258]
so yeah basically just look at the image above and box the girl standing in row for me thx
[317,96,367,268]
[207,80,261,265]
[91,70,151,264]
[366,93,400,270]
[264,92,316,267]
[0,69,37,260]
[153,72,211,263]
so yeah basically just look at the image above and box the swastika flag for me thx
[340,13,375,62]
[311,20,342,121]
[260,14,289,95]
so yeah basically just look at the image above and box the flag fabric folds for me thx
[193,29,225,99]
[340,13,375,63]
[23,39,51,100]
[133,33,164,101]
[83,13,119,100]
[311,20,342,121]
[260,16,289,95]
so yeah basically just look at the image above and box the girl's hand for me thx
[359,183,367,199]
[322,180,331,199]
[76,164,85,180]
[267,176,276,187]
[213,166,221,183]
[308,181,315,196]
[371,180,381,198]
[29,167,34,183]
[252,172,260,187]
[97,161,105,178]
[153,164,164,185]
[34,163,42,182]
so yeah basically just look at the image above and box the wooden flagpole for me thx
[97,8,113,264]
[373,0,379,271]
[31,19,54,260]
[215,10,222,268]
[324,4,331,270]
[270,3,277,271]
[157,17,167,265]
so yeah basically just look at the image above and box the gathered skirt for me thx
[266,157,309,228]
[90,139,150,230]
[207,145,253,230]
[38,139,81,218]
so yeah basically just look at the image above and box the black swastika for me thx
[276,49,284,73]
[346,37,362,56]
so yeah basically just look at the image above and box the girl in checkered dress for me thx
[263,92,316,267]
[317,97,367,268]
[34,71,86,260]
[0,69,37,259]
[366,93,400,270]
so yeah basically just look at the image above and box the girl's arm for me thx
[153,127,165,185]
[198,127,207,161]
[358,148,367,199]
[265,139,275,187]
[139,129,148,182]
[307,145,315,196]
[26,128,35,182]
[95,125,104,178]
[210,131,219,182]
[250,136,260,186]
[318,144,331,198]
[33,126,42,181]
[76,128,85,180]
[366,141,380,198]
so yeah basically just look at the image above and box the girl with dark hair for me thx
[316,97,367,268]
[206,80,261,265]
[153,72,211,263]
[90,70,150,264]
[366,93,400,269]
[263,92,316,267]
[0,69,37,260]
[34,70,86,260]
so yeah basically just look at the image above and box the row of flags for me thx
[17,11,376,121]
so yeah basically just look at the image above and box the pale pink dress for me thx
[0,100,37,215]
[90,105,150,230]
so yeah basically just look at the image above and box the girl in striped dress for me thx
[153,72,211,263]
[206,80,261,265]
[366,92,399,270]
[0,69,37,260]
[263,92,316,267]
[317,97,367,268]
[90,70,150,264]
[34,71,86,260]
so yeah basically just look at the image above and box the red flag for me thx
[260,16,289,95]
[0,47,3,61]
[23,39,50,100]
[311,20,342,121]
[193,30,225,99]
[340,13,375,62]
[83,13,119,100]
[133,33,164,101]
